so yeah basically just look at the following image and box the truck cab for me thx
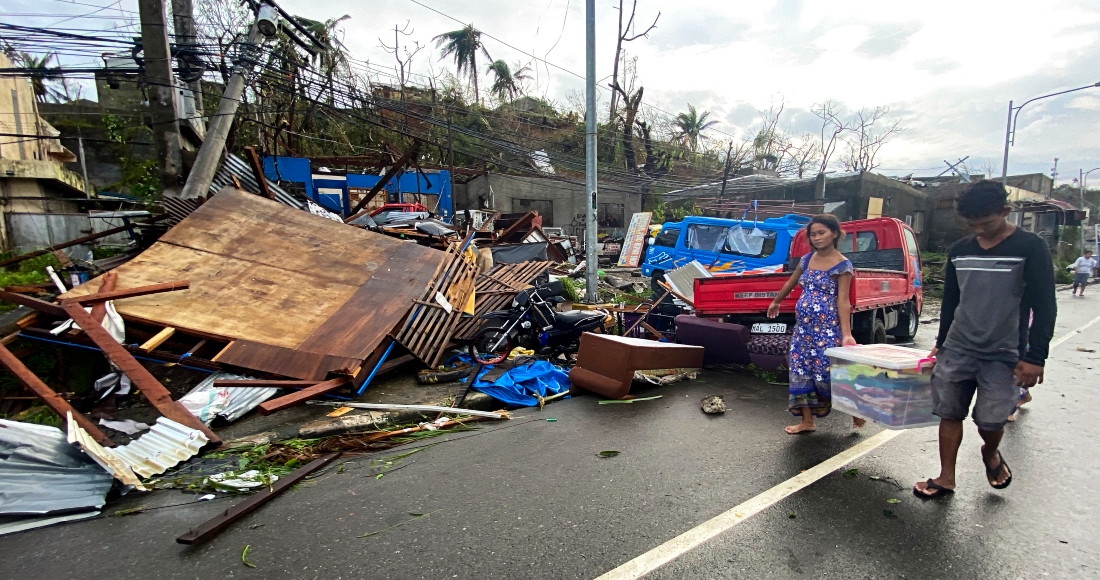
[641,214,811,283]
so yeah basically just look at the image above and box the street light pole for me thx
[1000,81,1100,182]
[583,0,598,302]
[1082,167,1100,253]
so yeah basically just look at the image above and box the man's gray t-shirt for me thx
[936,229,1057,365]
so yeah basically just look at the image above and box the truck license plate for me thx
[751,323,787,334]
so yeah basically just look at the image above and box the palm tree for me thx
[16,52,60,103]
[486,60,531,102]
[673,104,719,152]
[433,24,491,102]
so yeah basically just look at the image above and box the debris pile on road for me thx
[0,187,711,542]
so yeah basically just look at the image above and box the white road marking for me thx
[1049,312,1100,351]
[595,308,1100,580]
[593,430,902,580]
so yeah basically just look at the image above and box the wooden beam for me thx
[257,376,349,415]
[243,146,274,200]
[0,290,66,318]
[139,327,176,352]
[0,215,170,269]
[212,379,319,388]
[210,341,233,362]
[63,281,190,305]
[62,304,220,445]
[89,271,117,324]
[176,452,340,545]
[345,141,420,219]
[0,342,113,447]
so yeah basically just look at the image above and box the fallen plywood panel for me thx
[62,188,440,379]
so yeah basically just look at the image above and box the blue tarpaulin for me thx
[457,357,570,408]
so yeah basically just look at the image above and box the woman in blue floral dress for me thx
[767,215,862,434]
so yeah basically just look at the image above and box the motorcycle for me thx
[468,280,609,364]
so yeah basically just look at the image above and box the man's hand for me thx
[1014,360,1044,388]
[766,300,780,319]
[929,347,938,358]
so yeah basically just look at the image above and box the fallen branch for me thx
[308,401,507,419]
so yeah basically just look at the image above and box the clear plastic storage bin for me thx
[824,344,937,429]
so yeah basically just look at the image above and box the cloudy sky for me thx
[5,0,1098,183]
[280,0,1100,183]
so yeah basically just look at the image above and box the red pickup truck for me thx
[693,217,923,349]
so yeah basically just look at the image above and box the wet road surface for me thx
[2,289,1097,578]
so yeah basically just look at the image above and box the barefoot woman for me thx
[767,214,865,434]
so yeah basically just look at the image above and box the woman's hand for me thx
[766,300,781,319]
[842,334,857,346]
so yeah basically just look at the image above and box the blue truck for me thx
[641,214,811,287]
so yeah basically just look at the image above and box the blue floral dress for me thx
[788,253,853,417]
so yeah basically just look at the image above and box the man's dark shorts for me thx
[931,348,1018,431]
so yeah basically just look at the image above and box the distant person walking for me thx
[767,214,865,434]
[1070,250,1097,297]
[914,181,1056,499]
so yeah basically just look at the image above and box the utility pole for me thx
[1081,168,1086,252]
[138,0,183,190]
[178,24,265,200]
[719,141,733,198]
[171,0,204,123]
[584,0,598,303]
[177,0,319,200]
[1050,157,1059,197]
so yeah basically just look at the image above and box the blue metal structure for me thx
[260,155,453,221]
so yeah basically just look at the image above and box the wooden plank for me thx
[89,271,117,324]
[257,377,349,415]
[0,214,169,269]
[0,290,66,318]
[63,281,190,305]
[351,336,398,390]
[243,146,274,200]
[0,342,113,447]
[211,342,233,362]
[139,327,176,352]
[216,341,362,381]
[176,452,340,545]
[62,304,220,444]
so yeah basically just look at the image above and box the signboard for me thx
[617,212,653,267]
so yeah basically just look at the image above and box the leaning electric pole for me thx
[177,0,322,200]
[584,0,598,302]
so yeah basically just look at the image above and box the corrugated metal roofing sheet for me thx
[0,419,114,516]
[212,154,304,209]
[183,372,279,424]
[66,412,209,491]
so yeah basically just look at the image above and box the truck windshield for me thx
[654,227,680,247]
[686,223,777,258]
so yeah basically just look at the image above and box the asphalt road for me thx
[2,288,1098,579]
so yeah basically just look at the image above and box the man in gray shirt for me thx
[914,181,1056,499]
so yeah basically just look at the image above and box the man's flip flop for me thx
[913,478,954,500]
[984,451,1013,490]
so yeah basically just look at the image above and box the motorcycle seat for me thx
[553,309,604,328]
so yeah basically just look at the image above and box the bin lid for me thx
[824,344,933,370]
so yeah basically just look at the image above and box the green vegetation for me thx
[0,254,63,311]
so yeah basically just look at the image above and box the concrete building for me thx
[457,173,642,236]
[0,53,93,253]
